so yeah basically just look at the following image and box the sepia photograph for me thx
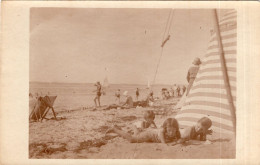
[28,8,237,159]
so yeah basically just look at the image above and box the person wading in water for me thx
[94,81,102,107]
[136,88,140,101]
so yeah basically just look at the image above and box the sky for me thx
[30,8,216,85]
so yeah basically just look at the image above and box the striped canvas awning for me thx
[175,10,236,136]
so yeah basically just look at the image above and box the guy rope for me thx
[152,9,175,87]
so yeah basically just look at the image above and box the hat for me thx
[123,91,128,96]
[192,57,201,65]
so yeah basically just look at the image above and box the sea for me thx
[29,82,173,112]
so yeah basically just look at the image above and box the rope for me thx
[161,9,172,43]
[152,9,175,86]
[166,10,175,37]
[152,47,164,85]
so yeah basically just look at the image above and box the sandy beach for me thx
[28,8,237,159]
[29,97,235,159]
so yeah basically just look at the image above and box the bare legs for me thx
[94,95,101,107]
[106,126,152,143]
[106,126,134,142]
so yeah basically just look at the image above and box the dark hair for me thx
[198,117,212,129]
[162,118,181,139]
[144,110,155,121]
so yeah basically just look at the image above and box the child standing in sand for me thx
[106,118,181,144]
[179,117,212,143]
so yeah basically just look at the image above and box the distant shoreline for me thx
[29,81,183,86]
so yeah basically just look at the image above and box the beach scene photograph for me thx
[29,8,236,159]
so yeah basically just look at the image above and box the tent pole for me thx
[41,107,50,121]
[51,107,57,120]
[212,9,236,134]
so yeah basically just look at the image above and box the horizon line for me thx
[29,81,185,86]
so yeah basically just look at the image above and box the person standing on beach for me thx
[173,84,178,97]
[94,81,102,107]
[115,89,121,105]
[183,85,186,93]
[136,88,140,101]
[186,57,201,96]
[146,91,155,106]
[169,88,174,97]
[176,86,180,97]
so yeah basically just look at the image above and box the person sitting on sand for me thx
[162,89,170,100]
[133,110,157,135]
[179,117,213,143]
[93,81,102,107]
[106,118,181,144]
[115,89,121,105]
[102,91,133,110]
[122,91,134,108]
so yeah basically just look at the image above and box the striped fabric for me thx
[175,10,236,136]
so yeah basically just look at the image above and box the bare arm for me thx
[187,71,190,82]
[180,127,191,143]
[158,128,167,144]
[140,121,146,129]
[151,121,157,128]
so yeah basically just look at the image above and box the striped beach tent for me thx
[174,9,237,137]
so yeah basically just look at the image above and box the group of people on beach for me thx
[161,85,186,100]
[93,57,201,109]
[104,57,206,144]
[106,110,212,145]
[160,57,201,100]
[93,82,155,110]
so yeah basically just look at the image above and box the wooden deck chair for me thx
[29,96,57,122]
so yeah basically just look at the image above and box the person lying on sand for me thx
[132,110,157,135]
[106,118,181,145]
[178,117,213,143]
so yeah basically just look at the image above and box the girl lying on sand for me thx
[106,118,181,144]
[178,117,213,143]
